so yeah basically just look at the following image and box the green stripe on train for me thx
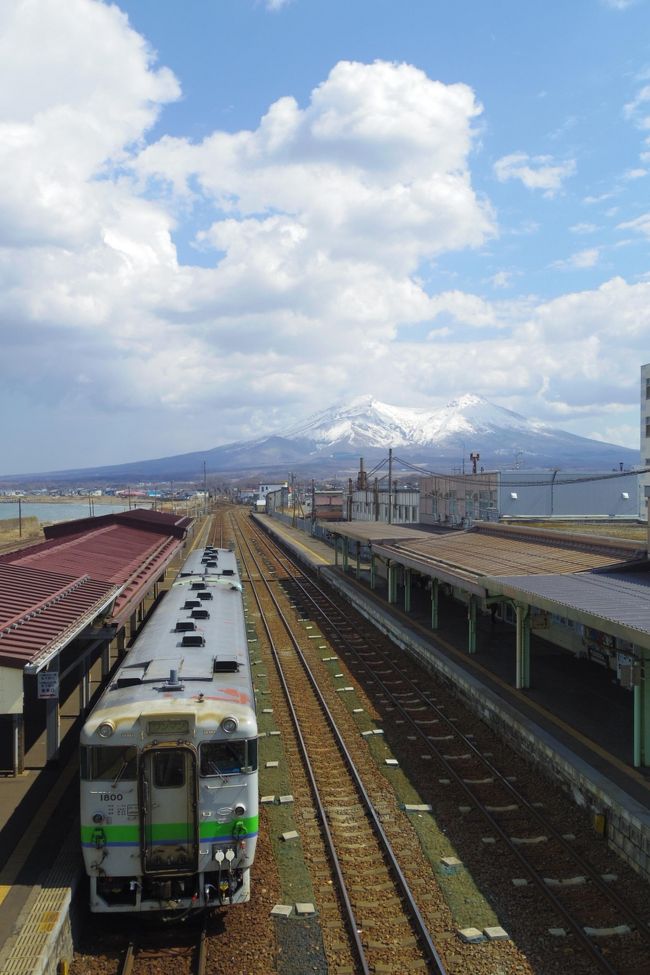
[81,814,259,845]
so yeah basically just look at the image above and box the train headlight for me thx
[221,716,238,734]
[97,720,115,739]
[233,802,246,816]
[92,812,105,824]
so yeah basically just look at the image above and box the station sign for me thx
[37,671,59,699]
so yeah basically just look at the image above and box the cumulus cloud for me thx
[136,60,493,278]
[552,247,600,270]
[494,152,576,197]
[0,0,645,468]
[0,13,502,464]
[624,84,650,132]
[618,212,650,235]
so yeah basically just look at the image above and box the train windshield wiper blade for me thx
[111,760,129,789]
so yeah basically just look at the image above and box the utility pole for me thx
[291,472,296,527]
[18,497,22,538]
[203,461,207,515]
[388,448,393,524]
[311,479,316,534]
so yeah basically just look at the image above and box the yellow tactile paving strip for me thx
[0,829,79,975]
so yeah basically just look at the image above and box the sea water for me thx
[0,501,147,524]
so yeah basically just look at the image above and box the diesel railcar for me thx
[80,545,258,914]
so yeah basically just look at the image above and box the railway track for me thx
[233,514,448,974]
[117,918,207,975]
[245,512,650,975]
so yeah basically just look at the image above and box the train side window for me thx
[80,745,137,781]
[153,750,185,788]
[199,741,247,776]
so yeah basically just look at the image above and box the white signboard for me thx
[37,671,59,699]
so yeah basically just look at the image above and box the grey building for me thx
[420,469,640,526]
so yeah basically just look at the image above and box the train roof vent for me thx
[181,634,205,647]
[183,600,201,609]
[175,621,195,632]
[191,582,207,590]
[221,568,235,576]
[213,659,239,673]
[205,560,218,568]
[197,591,213,600]
[191,609,210,619]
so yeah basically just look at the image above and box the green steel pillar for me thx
[334,536,339,567]
[404,567,411,613]
[467,595,477,654]
[633,648,650,767]
[370,553,376,590]
[431,578,439,629]
[515,603,531,689]
[342,539,349,571]
[387,561,396,604]
[356,540,361,579]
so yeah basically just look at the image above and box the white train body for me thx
[80,546,258,914]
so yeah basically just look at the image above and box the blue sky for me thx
[1,0,650,473]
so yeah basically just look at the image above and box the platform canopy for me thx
[321,522,431,545]
[484,565,650,649]
[0,563,120,671]
[373,524,643,597]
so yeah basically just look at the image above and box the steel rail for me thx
[247,515,637,975]
[234,517,448,975]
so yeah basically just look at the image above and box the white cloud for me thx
[601,0,636,8]
[552,247,600,270]
[618,212,650,236]
[489,271,513,289]
[265,0,293,8]
[0,0,646,467]
[570,222,598,234]
[624,84,650,131]
[623,167,647,180]
[493,152,576,197]
[0,28,500,460]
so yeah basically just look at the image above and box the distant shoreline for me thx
[0,496,152,505]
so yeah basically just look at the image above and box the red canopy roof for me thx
[0,511,189,669]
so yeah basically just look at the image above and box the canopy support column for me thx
[467,596,477,654]
[79,658,90,713]
[633,649,650,767]
[515,603,531,689]
[370,553,376,590]
[387,561,397,604]
[45,659,61,764]
[431,579,439,630]
[404,568,412,613]
[355,540,361,580]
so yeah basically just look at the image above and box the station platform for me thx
[0,674,93,975]
[253,514,650,880]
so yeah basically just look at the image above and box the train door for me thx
[140,743,199,874]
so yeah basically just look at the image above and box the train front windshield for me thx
[81,745,138,781]
[199,739,258,776]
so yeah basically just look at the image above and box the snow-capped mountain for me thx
[2,394,638,483]
[284,394,544,450]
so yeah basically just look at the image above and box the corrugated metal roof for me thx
[324,523,431,543]
[6,524,171,583]
[0,519,186,667]
[0,564,119,670]
[373,525,637,596]
[484,567,650,646]
[43,507,191,541]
